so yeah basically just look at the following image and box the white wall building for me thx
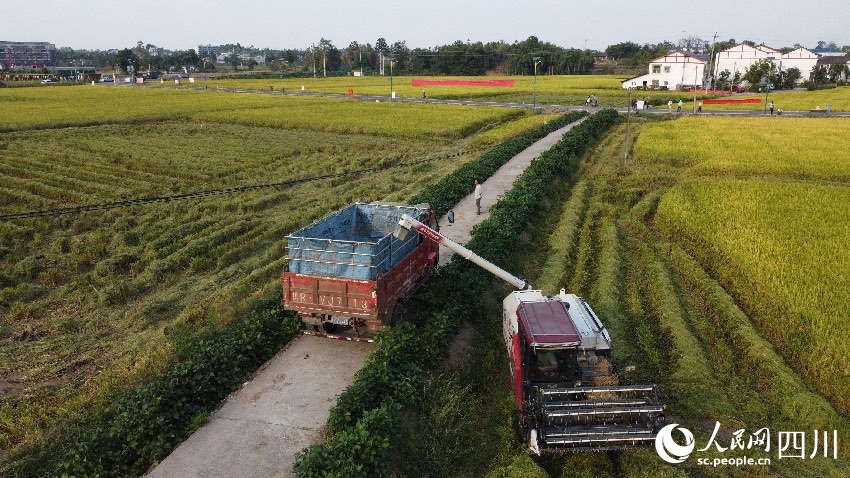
[779,48,820,82]
[622,51,706,90]
[714,44,779,84]
[714,43,821,86]
[715,44,840,83]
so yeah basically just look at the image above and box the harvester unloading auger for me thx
[396,214,665,453]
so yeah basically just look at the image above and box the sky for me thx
[4,0,849,52]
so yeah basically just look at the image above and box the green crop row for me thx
[623,216,728,419]
[536,179,591,295]
[293,110,618,477]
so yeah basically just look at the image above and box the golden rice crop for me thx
[697,86,850,112]
[634,116,850,181]
[203,75,697,106]
[656,178,850,412]
[0,85,521,138]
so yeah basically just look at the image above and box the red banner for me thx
[412,79,515,87]
[703,98,762,104]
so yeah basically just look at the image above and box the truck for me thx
[395,213,665,453]
[282,203,438,339]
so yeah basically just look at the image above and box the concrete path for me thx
[145,115,587,478]
[437,116,587,265]
[145,335,372,478]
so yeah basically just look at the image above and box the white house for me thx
[779,48,820,83]
[714,44,781,83]
[622,51,706,90]
[715,43,832,86]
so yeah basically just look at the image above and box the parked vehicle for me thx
[396,214,665,453]
[40,78,57,84]
[282,203,438,339]
[100,76,113,83]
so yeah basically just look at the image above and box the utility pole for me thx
[708,32,718,90]
[693,67,698,113]
[532,57,541,111]
[623,88,632,166]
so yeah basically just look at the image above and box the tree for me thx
[317,38,342,73]
[828,62,849,82]
[342,41,361,71]
[742,59,778,91]
[679,35,708,52]
[390,40,410,72]
[810,65,828,84]
[715,69,732,90]
[780,67,802,89]
[247,58,258,70]
[114,48,140,74]
[605,42,641,60]
[375,38,389,55]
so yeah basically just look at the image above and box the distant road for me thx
[134,83,850,118]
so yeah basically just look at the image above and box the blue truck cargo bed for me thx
[287,203,429,281]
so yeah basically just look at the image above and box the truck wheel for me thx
[390,301,405,326]
[323,322,340,333]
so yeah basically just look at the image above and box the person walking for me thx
[677,99,683,112]
[474,179,482,215]
[593,95,598,107]
[769,101,775,115]
[667,100,673,112]
[697,100,703,113]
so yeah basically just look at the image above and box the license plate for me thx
[330,317,349,326]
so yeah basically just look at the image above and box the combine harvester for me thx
[395,213,665,453]
[282,202,664,452]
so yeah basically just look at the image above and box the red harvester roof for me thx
[518,300,581,347]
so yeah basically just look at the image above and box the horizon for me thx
[3,0,849,54]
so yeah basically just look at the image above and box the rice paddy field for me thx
[4,81,850,477]
[0,85,537,466]
[482,114,850,476]
[200,74,702,106]
[633,116,850,180]
[391,111,850,477]
[688,86,850,112]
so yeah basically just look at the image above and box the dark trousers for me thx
[475,198,481,214]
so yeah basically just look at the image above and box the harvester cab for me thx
[397,214,665,454]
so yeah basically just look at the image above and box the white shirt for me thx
[474,184,482,199]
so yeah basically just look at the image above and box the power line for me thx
[0,154,465,221]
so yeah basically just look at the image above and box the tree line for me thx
[57,36,850,77]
